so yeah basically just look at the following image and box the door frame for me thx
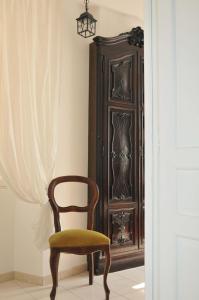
[144,0,159,299]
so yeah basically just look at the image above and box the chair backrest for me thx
[48,176,99,232]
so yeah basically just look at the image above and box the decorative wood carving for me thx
[93,26,144,47]
[128,27,144,48]
[110,111,133,201]
[111,211,131,245]
[110,59,132,101]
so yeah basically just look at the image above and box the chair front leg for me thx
[103,246,111,300]
[50,249,60,300]
[88,253,94,285]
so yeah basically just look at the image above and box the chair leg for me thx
[88,253,94,285]
[50,249,60,300]
[103,246,111,300]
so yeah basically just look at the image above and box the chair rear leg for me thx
[50,249,60,300]
[88,253,94,285]
[103,246,111,300]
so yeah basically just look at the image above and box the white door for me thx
[146,0,199,299]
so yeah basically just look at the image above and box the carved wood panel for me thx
[109,210,136,246]
[109,55,136,103]
[109,109,136,202]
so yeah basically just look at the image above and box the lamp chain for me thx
[84,0,89,12]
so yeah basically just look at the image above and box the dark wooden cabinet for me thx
[88,28,144,274]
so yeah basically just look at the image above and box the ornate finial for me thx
[129,26,144,48]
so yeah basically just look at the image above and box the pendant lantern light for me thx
[76,0,97,38]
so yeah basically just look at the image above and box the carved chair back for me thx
[48,176,99,233]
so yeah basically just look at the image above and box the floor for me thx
[0,266,145,300]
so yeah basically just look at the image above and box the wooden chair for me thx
[48,176,111,300]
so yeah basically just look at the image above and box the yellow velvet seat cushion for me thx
[49,229,110,248]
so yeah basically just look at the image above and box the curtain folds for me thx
[0,0,62,249]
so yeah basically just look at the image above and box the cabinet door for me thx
[101,47,141,254]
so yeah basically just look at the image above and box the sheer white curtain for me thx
[0,0,62,249]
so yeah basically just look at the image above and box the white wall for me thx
[0,0,144,279]
[0,188,15,274]
[97,6,143,36]
[14,202,43,277]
